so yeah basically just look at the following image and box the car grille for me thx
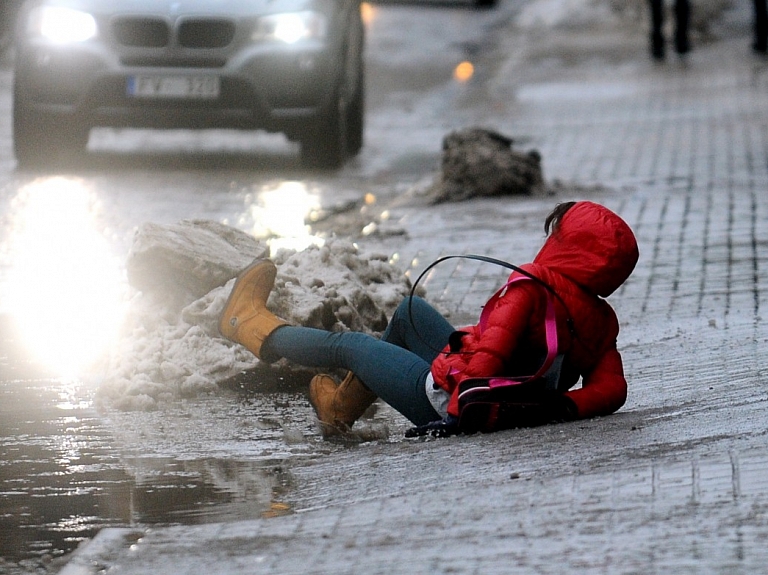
[111,17,235,49]
[113,18,169,47]
[179,19,235,48]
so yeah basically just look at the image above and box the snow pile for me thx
[429,128,546,203]
[96,221,415,411]
[268,243,413,333]
[125,219,269,312]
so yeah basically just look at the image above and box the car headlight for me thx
[252,11,327,44]
[28,7,98,43]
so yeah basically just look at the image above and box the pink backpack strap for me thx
[478,275,559,385]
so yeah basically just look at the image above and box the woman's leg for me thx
[263,326,440,425]
[381,296,456,363]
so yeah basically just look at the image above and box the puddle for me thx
[0,376,299,572]
[0,347,394,574]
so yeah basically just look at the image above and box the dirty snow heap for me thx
[96,220,415,411]
[429,127,546,203]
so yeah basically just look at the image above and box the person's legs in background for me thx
[754,0,768,53]
[649,0,666,60]
[674,0,690,55]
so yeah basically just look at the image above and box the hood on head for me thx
[533,201,639,297]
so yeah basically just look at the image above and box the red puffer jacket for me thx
[431,201,639,419]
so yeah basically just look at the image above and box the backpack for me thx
[455,274,567,433]
[408,255,574,435]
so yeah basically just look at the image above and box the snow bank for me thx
[96,221,415,411]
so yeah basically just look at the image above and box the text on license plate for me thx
[127,75,220,99]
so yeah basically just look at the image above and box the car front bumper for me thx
[14,34,343,137]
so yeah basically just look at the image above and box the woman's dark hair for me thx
[544,201,577,235]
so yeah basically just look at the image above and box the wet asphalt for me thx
[52,1,768,574]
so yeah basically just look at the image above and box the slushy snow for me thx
[96,221,416,411]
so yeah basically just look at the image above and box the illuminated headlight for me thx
[28,7,98,43]
[252,11,327,44]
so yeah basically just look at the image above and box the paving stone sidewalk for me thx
[60,3,768,574]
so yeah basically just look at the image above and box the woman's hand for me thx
[405,415,460,438]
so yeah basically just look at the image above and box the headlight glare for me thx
[253,11,327,44]
[29,7,97,43]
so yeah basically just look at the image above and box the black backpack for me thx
[409,255,575,435]
[455,274,565,433]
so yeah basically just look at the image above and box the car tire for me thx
[13,103,89,169]
[300,84,348,170]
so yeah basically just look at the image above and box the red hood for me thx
[533,202,639,297]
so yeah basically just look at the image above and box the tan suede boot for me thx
[219,259,288,360]
[309,371,377,436]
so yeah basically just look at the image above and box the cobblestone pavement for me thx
[60,3,768,574]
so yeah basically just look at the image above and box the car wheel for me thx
[300,85,348,170]
[13,104,89,169]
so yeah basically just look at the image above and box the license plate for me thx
[127,75,220,99]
